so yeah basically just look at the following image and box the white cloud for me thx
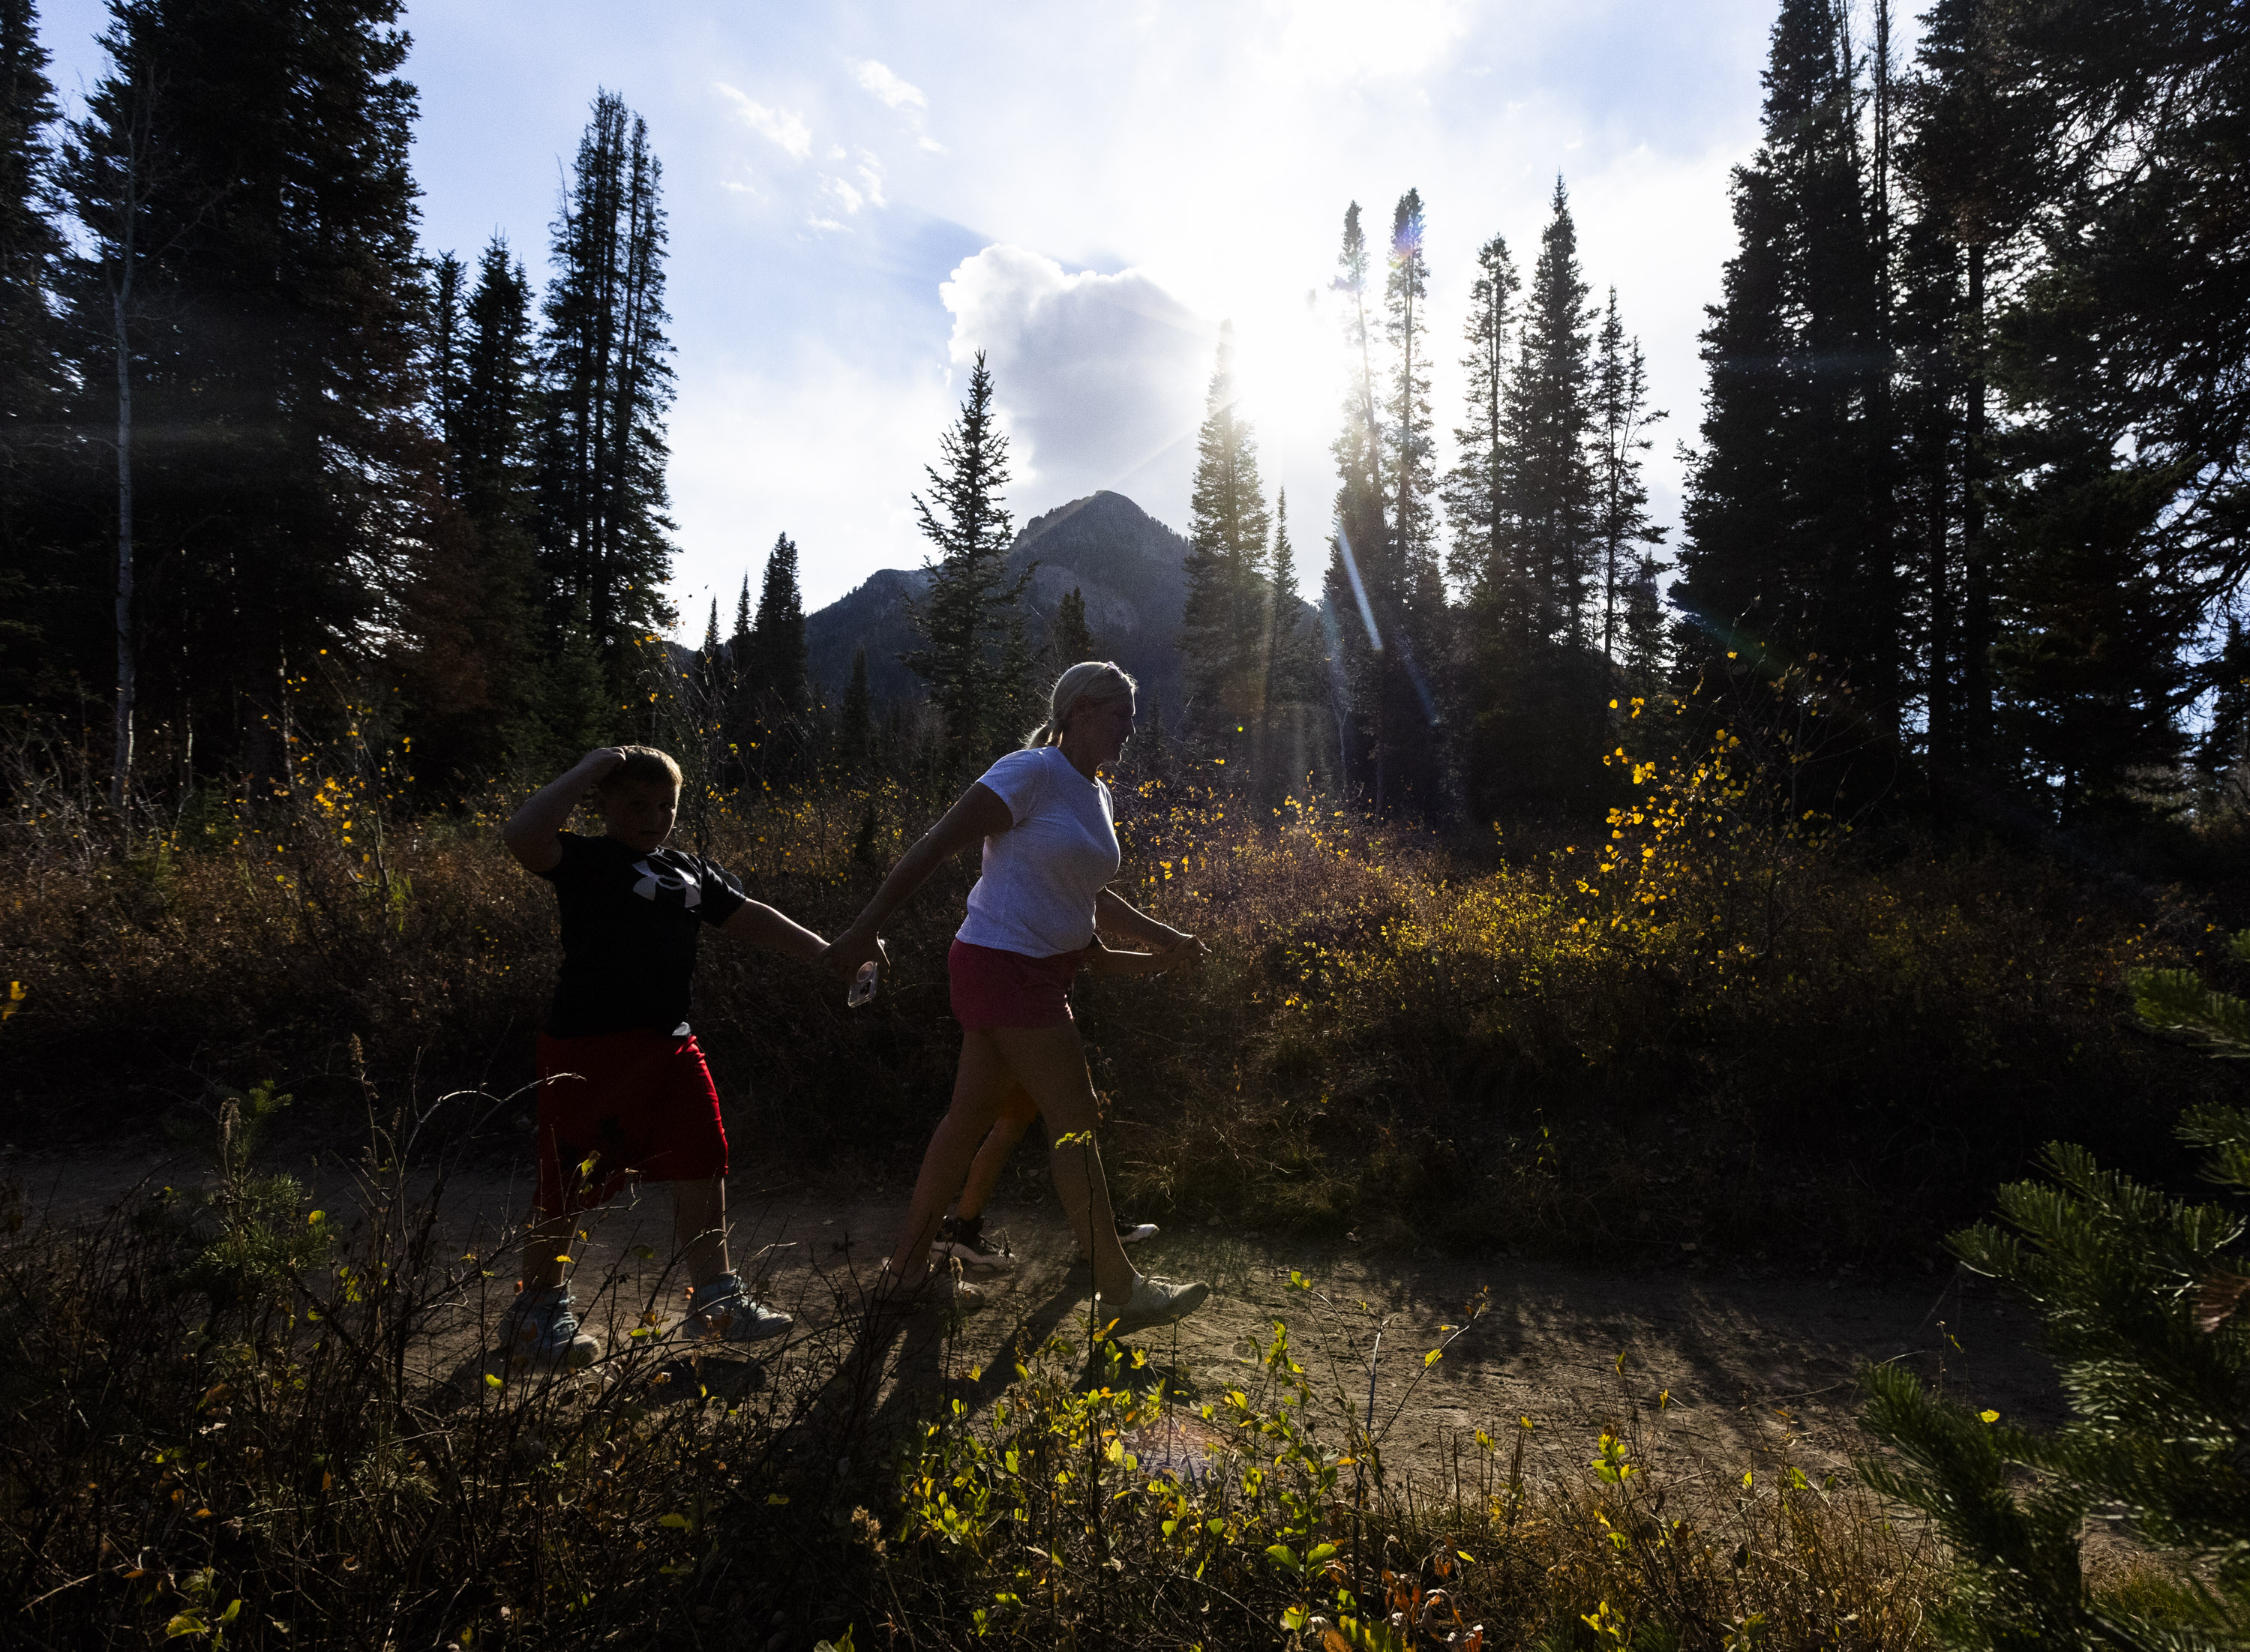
[668,352,956,612]
[940,245,1213,526]
[851,58,926,111]
[714,83,812,161]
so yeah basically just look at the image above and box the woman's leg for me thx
[988,1024,1138,1302]
[881,1030,1014,1285]
[953,1085,1039,1222]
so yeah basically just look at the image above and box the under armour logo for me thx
[632,858,700,908]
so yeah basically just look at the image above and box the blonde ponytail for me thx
[1026,660,1137,748]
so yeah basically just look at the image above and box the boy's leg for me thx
[522,1213,574,1291]
[882,1030,1013,1285]
[953,1085,1039,1222]
[674,1176,729,1290]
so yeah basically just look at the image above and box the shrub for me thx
[1857,934,2250,1648]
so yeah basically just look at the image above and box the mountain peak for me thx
[802,492,1192,715]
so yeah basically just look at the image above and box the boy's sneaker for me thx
[1096,1273,1210,1338]
[503,1285,600,1369]
[932,1214,1016,1273]
[680,1272,791,1343]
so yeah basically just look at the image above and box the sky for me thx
[36,0,1814,632]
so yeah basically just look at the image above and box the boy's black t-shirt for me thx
[536,831,750,1037]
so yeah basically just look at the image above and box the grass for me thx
[3,1084,1946,1649]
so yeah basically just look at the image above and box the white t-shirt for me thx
[956,745,1120,958]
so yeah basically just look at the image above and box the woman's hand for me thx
[1083,937,1198,977]
[820,922,888,980]
[1150,925,1209,971]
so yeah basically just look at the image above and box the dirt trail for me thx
[8,1141,2062,1501]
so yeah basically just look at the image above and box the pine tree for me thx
[1180,321,1272,754]
[745,532,806,712]
[1442,232,1520,604]
[1325,202,1388,802]
[837,645,873,775]
[904,350,1030,767]
[1861,933,2250,1649]
[1052,586,1096,665]
[0,0,62,714]
[406,234,552,781]
[1507,178,1597,651]
[1676,0,1898,803]
[1993,436,2194,825]
[2201,616,2249,811]
[1376,188,1448,815]
[1592,289,1667,689]
[728,532,808,790]
[63,0,437,787]
[536,88,676,693]
[1257,488,1325,794]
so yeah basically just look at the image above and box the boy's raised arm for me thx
[503,748,625,873]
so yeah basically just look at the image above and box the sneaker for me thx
[1118,1220,1159,1246]
[1097,1273,1210,1338]
[932,1214,1016,1273]
[503,1285,600,1369]
[869,1261,992,1321]
[680,1273,791,1343]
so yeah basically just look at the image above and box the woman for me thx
[826,661,1210,1335]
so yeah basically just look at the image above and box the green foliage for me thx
[904,350,1032,767]
[156,1081,332,1314]
[1859,937,2250,1648]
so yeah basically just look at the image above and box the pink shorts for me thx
[949,939,1083,1030]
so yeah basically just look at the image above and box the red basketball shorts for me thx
[533,1030,728,1216]
[947,939,1082,1030]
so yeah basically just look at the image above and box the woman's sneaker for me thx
[502,1285,600,1369]
[681,1272,791,1343]
[1097,1273,1210,1337]
[931,1214,1016,1273]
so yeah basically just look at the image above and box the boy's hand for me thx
[580,747,628,783]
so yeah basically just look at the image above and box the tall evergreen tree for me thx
[1324,201,1388,802]
[406,235,557,779]
[0,0,62,713]
[63,0,436,789]
[535,89,676,693]
[1507,178,1597,651]
[1676,0,1898,787]
[1322,190,1447,817]
[1442,232,1520,604]
[904,351,1030,766]
[1462,179,1606,814]
[837,645,873,775]
[1180,321,1272,752]
[1592,289,1667,684]
[1052,586,1096,666]
[728,532,807,789]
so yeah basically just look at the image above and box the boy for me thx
[500,745,832,1368]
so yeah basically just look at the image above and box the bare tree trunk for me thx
[109,280,134,811]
